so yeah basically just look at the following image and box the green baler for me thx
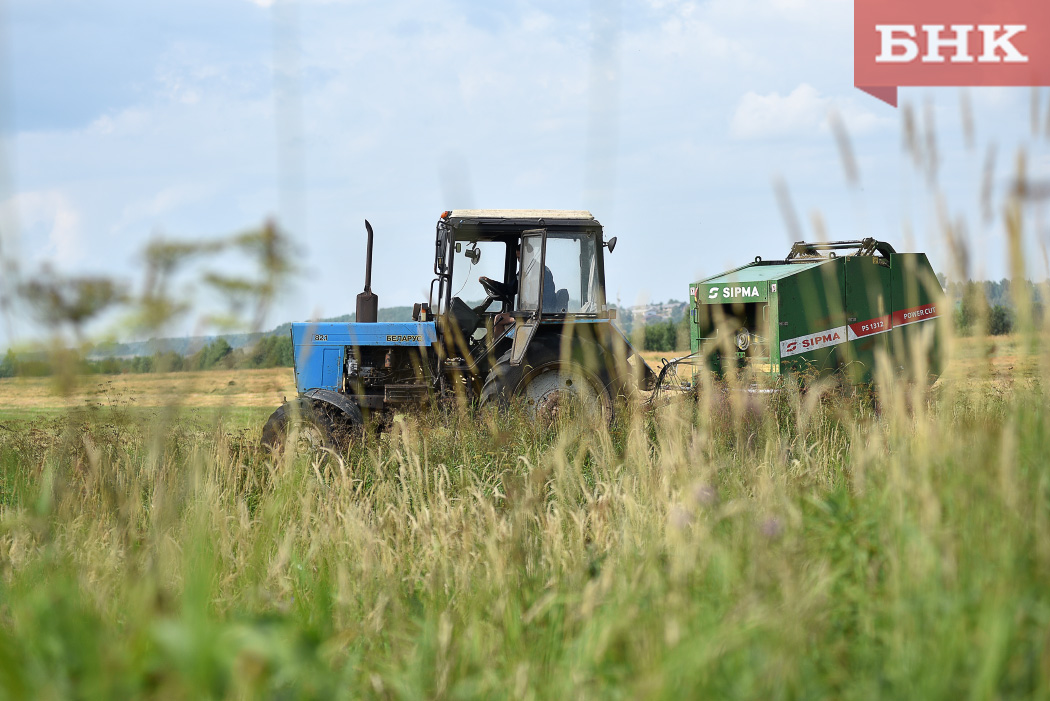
[687,239,945,386]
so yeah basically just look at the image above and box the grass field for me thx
[1,334,1049,698]
[0,336,1031,418]
[0,368,296,413]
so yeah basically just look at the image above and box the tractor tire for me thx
[261,398,361,453]
[480,342,614,425]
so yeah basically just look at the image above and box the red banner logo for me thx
[891,303,940,327]
[855,0,1050,106]
[847,314,892,340]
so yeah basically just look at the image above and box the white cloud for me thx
[731,83,826,138]
[706,0,849,24]
[0,191,84,268]
[113,183,217,234]
[731,83,892,139]
[87,108,150,136]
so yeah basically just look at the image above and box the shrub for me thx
[989,305,1013,335]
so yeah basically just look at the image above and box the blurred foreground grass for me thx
[0,335,1048,699]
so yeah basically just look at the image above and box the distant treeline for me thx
[641,316,691,353]
[0,307,418,379]
[0,334,294,379]
[945,279,1047,336]
[3,282,1044,377]
[70,307,418,360]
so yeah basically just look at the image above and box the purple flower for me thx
[693,484,719,508]
[760,517,783,539]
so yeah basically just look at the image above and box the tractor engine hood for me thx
[290,321,438,393]
[291,321,438,348]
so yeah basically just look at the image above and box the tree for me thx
[0,350,16,378]
[199,338,233,370]
[988,305,1013,336]
[643,320,677,352]
[246,334,294,368]
[270,334,293,367]
[154,351,184,373]
[641,315,692,352]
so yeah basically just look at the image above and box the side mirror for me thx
[605,236,617,253]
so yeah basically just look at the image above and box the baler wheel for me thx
[735,328,751,351]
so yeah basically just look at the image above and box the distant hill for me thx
[88,333,262,359]
[85,306,418,359]
[266,306,415,338]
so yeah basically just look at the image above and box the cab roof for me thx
[448,209,594,220]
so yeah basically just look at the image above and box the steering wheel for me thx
[478,276,514,301]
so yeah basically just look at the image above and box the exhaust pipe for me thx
[356,219,378,323]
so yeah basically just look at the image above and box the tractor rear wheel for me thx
[261,398,361,453]
[480,345,613,425]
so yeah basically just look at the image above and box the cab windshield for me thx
[449,239,508,312]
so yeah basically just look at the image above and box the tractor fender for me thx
[534,324,656,394]
[302,388,364,424]
[512,332,628,400]
[603,323,658,390]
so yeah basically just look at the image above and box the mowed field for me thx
[0,335,1038,417]
[0,368,296,425]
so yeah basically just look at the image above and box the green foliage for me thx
[3,371,1048,697]
[0,350,52,378]
[244,333,294,369]
[191,338,233,371]
[154,350,185,373]
[989,305,1014,336]
[948,278,1044,335]
[643,319,676,351]
[17,270,128,333]
[643,316,690,352]
[0,334,295,378]
[0,350,15,378]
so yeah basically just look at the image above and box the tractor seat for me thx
[448,296,481,340]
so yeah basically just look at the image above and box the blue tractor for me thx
[261,209,656,449]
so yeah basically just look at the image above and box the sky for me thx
[1,0,1049,347]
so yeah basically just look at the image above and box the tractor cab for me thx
[425,210,618,369]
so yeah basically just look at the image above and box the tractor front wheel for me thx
[480,347,613,425]
[261,398,361,453]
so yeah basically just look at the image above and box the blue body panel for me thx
[291,321,437,393]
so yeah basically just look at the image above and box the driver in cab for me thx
[478,242,557,338]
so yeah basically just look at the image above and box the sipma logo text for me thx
[707,285,761,300]
[780,325,848,358]
[802,330,841,348]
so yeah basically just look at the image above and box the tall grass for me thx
[1,359,1048,698]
